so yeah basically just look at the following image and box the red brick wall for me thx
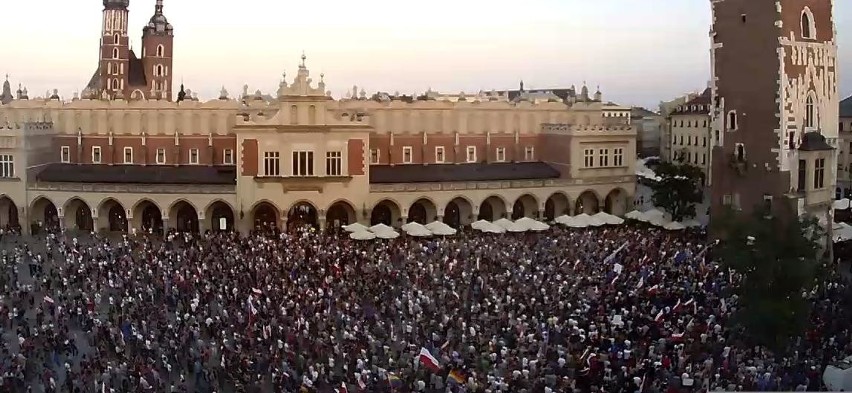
[370,134,391,165]
[458,135,487,163]
[392,135,423,164]
[82,137,110,164]
[213,136,237,165]
[242,139,258,176]
[539,134,572,165]
[489,134,514,162]
[180,137,209,165]
[781,0,833,42]
[113,137,144,164]
[54,136,78,163]
[347,138,365,175]
[146,137,173,165]
[425,135,455,164]
[519,135,539,161]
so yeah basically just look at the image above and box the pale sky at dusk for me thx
[1,0,850,109]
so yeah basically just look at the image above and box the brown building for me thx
[0,4,637,234]
[709,0,839,228]
[84,0,174,101]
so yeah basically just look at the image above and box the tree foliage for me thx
[712,207,826,351]
[648,161,705,221]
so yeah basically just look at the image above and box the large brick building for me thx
[0,1,636,234]
[709,0,839,227]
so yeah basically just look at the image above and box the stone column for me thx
[436,215,444,223]
[319,216,327,232]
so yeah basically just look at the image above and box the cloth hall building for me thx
[0,1,636,234]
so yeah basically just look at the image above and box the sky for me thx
[1,0,850,109]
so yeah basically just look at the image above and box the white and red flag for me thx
[418,347,441,373]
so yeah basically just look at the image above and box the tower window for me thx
[155,65,164,77]
[801,7,816,39]
[805,93,816,128]
[728,111,738,131]
[113,34,120,45]
[112,48,119,59]
[735,143,746,162]
[156,45,164,57]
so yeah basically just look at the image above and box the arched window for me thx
[112,48,119,59]
[728,111,738,131]
[112,79,119,90]
[805,93,816,128]
[107,63,113,75]
[156,45,164,57]
[801,7,816,39]
[735,143,745,161]
[308,105,317,125]
[113,34,120,45]
[155,65,164,77]
[290,105,298,125]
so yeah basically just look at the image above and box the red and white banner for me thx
[419,347,441,372]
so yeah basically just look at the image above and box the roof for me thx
[507,88,576,102]
[631,107,659,118]
[841,96,852,118]
[798,132,834,151]
[127,50,148,89]
[84,67,101,92]
[369,162,561,184]
[671,88,711,115]
[36,164,236,185]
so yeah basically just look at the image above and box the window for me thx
[92,146,101,164]
[841,122,845,132]
[702,154,706,165]
[155,65,164,77]
[703,120,708,128]
[687,151,692,163]
[289,105,298,125]
[728,111,738,130]
[156,44,164,57]
[801,8,815,39]
[0,155,13,178]
[113,34,120,45]
[583,149,594,168]
[223,149,234,165]
[466,146,477,163]
[735,143,745,161]
[123,147,133,164]
[715,130,720,145]
[189,148,199,165]
[687,136,692,146]
[326,151,342,176]
[263,151,280,176]
[60,146,71,163]
[402,146,413,164]
[613,148,624,167]
[763,195,773,214]
[370,149,379,164]
[722,194,732,206]
[805,93,816,128]
[814,158,825,189]
[292,151,314,176]
[113,48,119,59]
[435,146,445,163]
[308,105,317,125]
[524,146,535,161]
[495,147,506,162]
[156,148,166,164]
[598,149,609,167]
[788,132,797,149]
[679,135,683,145]
[703,137,707,147]
[798,159,807,191]
[107,63,112,75]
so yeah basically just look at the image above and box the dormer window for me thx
[801,7,816,39]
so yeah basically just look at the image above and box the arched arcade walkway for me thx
[134,200,164,235]
[170,200,199,233]
[326,201,356,231]
[0,196,20,229]
[478,196,507,221]
[575,191,601,215]
[443,197,473,228]
[64,198,94,231]
[544,193,570,221]
[288,202,319,231]
[252,202,279,230]
[206,201,235,232]
[407,198,437,224]
[371,200,401,226]
[604,188,630,216]
[98,199,128,232]
[31,197,59,232]
[511,194,539,220]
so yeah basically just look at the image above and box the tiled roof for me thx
[799,132,834,151]
[36,164,236,185]
[507,88,576,102]
[671,88,711,115]
[841,96,852,118]
[369,162,560,184]
[85,67,101,92]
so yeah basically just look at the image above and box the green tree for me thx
[712,207,826,351]
[648,161,704,221]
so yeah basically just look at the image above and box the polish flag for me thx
[419,347,441,372]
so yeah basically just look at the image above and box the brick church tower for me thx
[709,0,838,228]
[85,0,174,101]
[141,0,174,101]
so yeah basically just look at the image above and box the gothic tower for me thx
[709,0,838,227]
[141,0,174,101]
[98,0,131,98]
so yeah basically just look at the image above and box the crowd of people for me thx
[0,222,850,392]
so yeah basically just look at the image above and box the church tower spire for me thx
[97,0,131,99]
[142,0,175,100]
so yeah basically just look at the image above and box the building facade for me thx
[0,2,636,234]
[667,89,712,179]
[659,92,702,162]
[631,107,663,158]
[709,0,838,227]
[838,96,852,194]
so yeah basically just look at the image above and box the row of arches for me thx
[17,197,236,234]
[368,189,626,227]
[0,187,629,234]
